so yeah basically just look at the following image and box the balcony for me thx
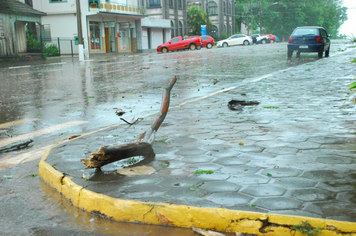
[89,0,146,16]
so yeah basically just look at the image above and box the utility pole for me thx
[206,1,210,35]
[76,0,84,61]
[259,0,262,34]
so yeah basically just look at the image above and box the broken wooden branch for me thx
[81,76,177,169]
[0,139,33,153]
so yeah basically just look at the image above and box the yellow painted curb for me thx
[39,146,356,235]
[38,113,356,235]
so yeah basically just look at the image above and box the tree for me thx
[187,6,213,36]
[235,0,274,34]
[260,0,347,40]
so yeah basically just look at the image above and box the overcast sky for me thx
[339,0,356,36]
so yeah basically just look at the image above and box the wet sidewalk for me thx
[40,48,356,234]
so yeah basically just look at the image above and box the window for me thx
[89,0,99,8]
[178,0,182,9]
[89,22,101,50]
[178,21,183,36]
[207,1,218,16]
[147,0,160,8]
[169,0,173,8]
[171,21,174,38]
[50,0,67,2]
[0,18,3,37]
[223,1,226,15]
[171,37,180,43]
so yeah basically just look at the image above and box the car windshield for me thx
[293,28,318,36]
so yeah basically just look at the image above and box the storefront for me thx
[88,19,137,54]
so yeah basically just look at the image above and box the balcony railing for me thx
[89,0,146,16]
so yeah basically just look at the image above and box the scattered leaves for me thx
[267,173,272,177]
[194,170,213,175]
[155,138,168,143]
[263,106,279,109]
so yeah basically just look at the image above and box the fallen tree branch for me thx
[0,139,33,153]
[81,76,177,169]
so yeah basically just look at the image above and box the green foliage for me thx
[349,34,356,43]
[26,31,41,52]
[235,0,262,33]
[235,0,348,40]
[44,44,60,57]
[215,32,230,41]
[292,221,322,236]
[344,79,356,105]
[261,0,347,39]
[187,6,213,36]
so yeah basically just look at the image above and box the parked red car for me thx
[157,36,202,53]
[263,34,277,43]
[185,35,215,49]
[199,35,215,49]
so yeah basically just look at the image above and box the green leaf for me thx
[194,170,213,175]
[349,82,356,90]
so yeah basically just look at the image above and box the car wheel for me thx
[318,51,323,58]
[296,52,301,58]
[287,50,293,59]
[270,39,275,44]
[325,47,330,57]
[161,47,168,53]
[189,44,196,50]
[261,39,266,44]
[207,43,213,49]
[243,40,249,46]
[222,42,228,47]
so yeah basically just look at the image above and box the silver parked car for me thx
[216,34,252,47]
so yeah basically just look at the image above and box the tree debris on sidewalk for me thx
[114,108,125,116]
[228,100,259,111]
[81,76,177,169]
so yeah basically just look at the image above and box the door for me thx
[105,28,110,53]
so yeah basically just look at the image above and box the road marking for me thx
[0,145,51,171]
[0,118,38,129]
[178,86,236,107]
[8,65,31,69]
[0,121,88,148]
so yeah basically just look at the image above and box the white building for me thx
[33,0,147,57]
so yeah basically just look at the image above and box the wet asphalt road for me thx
[0,40,354,235]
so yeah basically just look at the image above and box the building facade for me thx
[0,0,46,56]
[187,0,236,39]
[33,0,147,57]
[140,0,188,51]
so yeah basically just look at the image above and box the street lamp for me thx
[259,1,278,34]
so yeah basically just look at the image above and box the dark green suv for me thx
[287,26,331,59]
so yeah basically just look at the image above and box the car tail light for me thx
[288,36,293,42]
[316,36,322,42]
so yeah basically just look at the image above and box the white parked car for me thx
[216,34,252,47]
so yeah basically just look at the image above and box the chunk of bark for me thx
[81,142,154,169]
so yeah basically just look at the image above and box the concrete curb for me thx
[39,139,356,236]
